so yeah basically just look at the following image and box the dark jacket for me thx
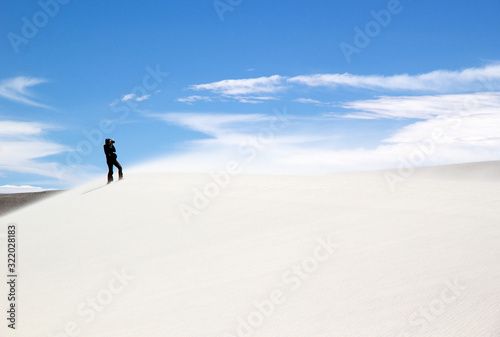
[103,144,117,162]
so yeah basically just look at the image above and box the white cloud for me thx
[288,64,500,92]
[0,139,71,178]
[382,101,500,147]
[0,76,51,108]
[0,121,50,137]
[141,89,500,174]
[295,98,321,104]
[0,185,51,193]
[136,94,151,102]
[232,96,279,104]
[185,64,500,103]
[189,75,286,96]
[332,92,500,158]
[148,112,277,137]
[144,64,500,174]
[176,95,213,104]
[121,93,135,101]
[177,95,278,104]
[340,92,500,120]
[120,91,159,104]
[0,121,77,181]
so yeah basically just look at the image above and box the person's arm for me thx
[104,144,112,158]
[110,145,117,159]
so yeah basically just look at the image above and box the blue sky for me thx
[1,0,500,191]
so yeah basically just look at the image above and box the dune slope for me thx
[1,163,500,336]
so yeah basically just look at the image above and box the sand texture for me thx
[0,162,499,336]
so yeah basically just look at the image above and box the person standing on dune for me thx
[103,138,123,184]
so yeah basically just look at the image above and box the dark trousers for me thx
[107,159,123,183]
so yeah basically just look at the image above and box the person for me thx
[103,138,123,184]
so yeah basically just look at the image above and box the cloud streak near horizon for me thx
[337,92,500,120]
[144,85,500,174]
[0,120,78,183]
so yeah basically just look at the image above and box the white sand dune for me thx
[1,162,500,336]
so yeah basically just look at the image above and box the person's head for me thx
[105,139,115,145]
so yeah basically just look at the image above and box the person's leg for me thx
[107,161,114,183]
[114,160,123,180]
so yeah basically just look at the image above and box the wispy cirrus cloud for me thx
[147,112,278,138]
[143,86,500,174]
[0,120,72,180]
[177,94,278,104]
[337,92,500,120]
[294,98,333,107]
[295,98,321,104]
[368,93,500,147]
[176,75,284,104]
[0,120,103,187]
[176,95,214,104]
[288,64,500,92]
[188,75,286,102]
[231,96,279,104]
[162,64,500,173]
[0,76,51,108]
[0,121,51,136]
[182,64,500,105]
[139,108,500,174]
